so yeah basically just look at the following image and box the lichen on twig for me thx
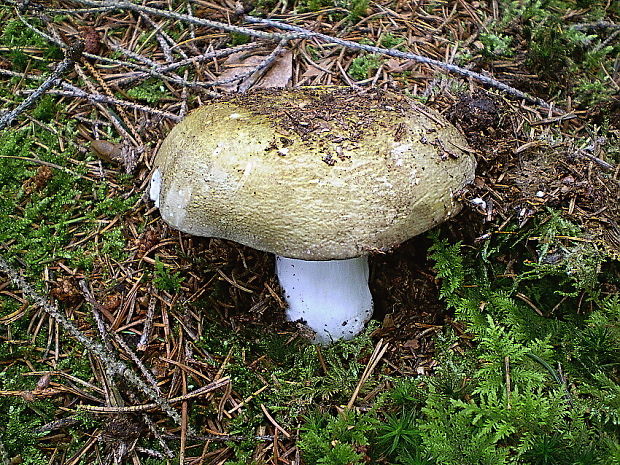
[49,0,562,112]
[0,256,183,426]
[0,42,83,130]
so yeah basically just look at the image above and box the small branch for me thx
[504,355,512,410]
[135,447,166,460]
[137,295,156,351]
[576,149,615,170]
[238,38,290,92]
[0,155,101,182]
[20,84,182,121]
[20,2,559,112]
[138,12,176,63]
[163,432,276,443]
[68,0,303,42]
[244,15,561,112]
[79,377,230,413]
[79,280,164,402]
[15,9,207,90]
[0,43,82,130]
[112,43,260,86]
[0,256,183,426]
[571,21,620,31]
[593,28,620,54]
[34,416,81,434]
[125,389,175,459]
[18,7,260,89]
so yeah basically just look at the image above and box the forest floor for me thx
[0,1,619,464]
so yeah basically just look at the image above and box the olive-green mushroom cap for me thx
[152,88,476,260]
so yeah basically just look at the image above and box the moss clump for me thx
[348,54,382,80]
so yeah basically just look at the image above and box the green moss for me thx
[486,0,620,106]
[0,18,62,71]
[99,228,129,262]
[0,19,47,49]
[153,256,185,293]
[31,95,59,122]
[228,32,251,46]
[0,128,83,273]
[0,346,56,464]
[480,32,514,57]
[295,0,368,22]
[126,78,169,103]
[348,54,382,80]
[298,410,373,465]
[379,33,405,50]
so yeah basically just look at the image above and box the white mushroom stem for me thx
[275,256,373,345]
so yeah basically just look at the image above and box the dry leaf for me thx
[251,50,293,90]
[217,49,292,92]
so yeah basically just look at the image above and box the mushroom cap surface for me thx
[152,88,476,260]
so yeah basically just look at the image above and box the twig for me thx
[238,38,289,92]
[14,9,211,91]
[79,377,230,413]
[347,339,389,409]
[163,432,276,442]
[72,62,141,146]
[593,28,620,53]
[135,447,166,460]
[106,41,219,90]
[17,8,258,90]
[227,384,269,414]
[179,69,189,118]
[112,43,260,86]
[577,149,615,170]
[244,15,561,112]
[180,368,188,465]
[34,416,81,434]
[24,370,105,395]
[137,294,156,351]
[504,355,511,409]
[80,280,113,351]
[571,21,620,31]
[68,0,304,42]
[260,404,291,438]
[19,1,562,111]
[79,280,164,401]
[125,389,176,459]
[140,411,176,458]
[20,85,181,121]
[0,256,183,426]
[109,40,162,67]
[0,156,101,182]
[0,43,82,130]
[108,39,285,90]
[138,12,176,63]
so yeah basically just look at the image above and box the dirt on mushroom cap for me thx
[153,88,477,260]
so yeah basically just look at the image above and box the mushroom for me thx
[150,88,476,344]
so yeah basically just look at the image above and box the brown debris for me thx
[22,165,53,195]
[50,278,82,303]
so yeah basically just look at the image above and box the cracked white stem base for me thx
[275,256,373,345]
